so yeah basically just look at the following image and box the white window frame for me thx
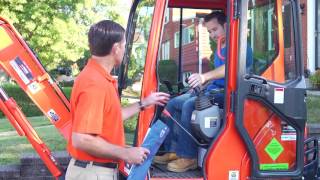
[164,8,170,24]
[267,8,275,51]
[161,41,170,60]
[174,25,195,48]
[174,32,180,48]
[184,25,195,45]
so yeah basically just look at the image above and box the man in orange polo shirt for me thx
[66,20,170,180]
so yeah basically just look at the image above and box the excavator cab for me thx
[119,0,319,179]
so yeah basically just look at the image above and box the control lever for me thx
[244,74,268,84]
[193,86,201,95]
[244,74,269,96]
[162,109,207,147]
[161,80,174,96]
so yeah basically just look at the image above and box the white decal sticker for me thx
[27,82,41,94]
[281,134,297,141]
[47,109,60,122]
[274,88,284,104]
[124,163,132,175]
[229,170,239,180]
[204,117,217,128]
[9,57,33,85]
[191,113,196,121]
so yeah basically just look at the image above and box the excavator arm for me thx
[0,17,71,179]
[0,17,71,139]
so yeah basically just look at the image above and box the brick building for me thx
[159,8,213,76]
[303,0,320,73]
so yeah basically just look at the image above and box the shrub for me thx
[309,70,320,89]
[124,115,138,133]
[158,60,178,84]
[158,60,178,93]
[0,84,72,118]
[62,87,72,99]
[58,80,74,87]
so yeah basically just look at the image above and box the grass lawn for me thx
[0,125,64,165]
[0,116,51,133]
[0,120,134,165]
[306,95,320,123]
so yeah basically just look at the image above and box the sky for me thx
[116,0,133,26]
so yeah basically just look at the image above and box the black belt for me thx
[74,159,118,169]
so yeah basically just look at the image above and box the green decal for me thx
[260,163,289,170]
[265,138,284,160]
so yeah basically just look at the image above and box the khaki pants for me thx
[66,158,119,180]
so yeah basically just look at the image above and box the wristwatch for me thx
[138,101,145,111]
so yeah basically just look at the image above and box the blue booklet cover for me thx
[127,120,169,180]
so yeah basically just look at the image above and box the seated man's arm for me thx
[188,64,225,88]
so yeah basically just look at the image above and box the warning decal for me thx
[281,124,296,141]
[274,88,284,104]
[27,82,41,94]
[204,117,218,128]
[9,57,34,85]
[228,170,239,180]
[0,27,13,51]
[265,138,284,160]
[47,109,60,122]
[260,163,289,170]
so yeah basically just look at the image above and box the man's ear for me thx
[111,43,120,55]
[223,23,227,30]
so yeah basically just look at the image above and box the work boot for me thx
[153,153,178,164]
[167,158,197,172]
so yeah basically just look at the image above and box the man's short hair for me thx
[88,20,125,56]
[204,11,226,26]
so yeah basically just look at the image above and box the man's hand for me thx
[142,92,170,107]
[188,73,205,88]
[122,92,169,120]
[124,147,150,165]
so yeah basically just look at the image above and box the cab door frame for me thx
[119,0,168,146]
[235,0,306,178]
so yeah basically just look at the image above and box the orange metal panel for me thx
[242,100,297,174]
[137,0,168,146]
[204,1,249,179]
[0,17,71,140]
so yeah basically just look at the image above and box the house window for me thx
[161,41,170,60]
[164,8,170,24]
[174,32,180,48]
[248,1,278,76]
[267,8,275,51]
[174,25,195,48]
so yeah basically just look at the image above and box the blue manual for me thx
[127,120,169,180]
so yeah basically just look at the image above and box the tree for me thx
[0,0,127,70]
[125,0,155,85]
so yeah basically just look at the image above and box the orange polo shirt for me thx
[67,58,125,163]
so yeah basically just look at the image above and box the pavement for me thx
[308,90,320,96]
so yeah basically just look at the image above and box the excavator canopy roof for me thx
[168,0,270,9]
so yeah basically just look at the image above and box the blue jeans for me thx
[162,91,224,159]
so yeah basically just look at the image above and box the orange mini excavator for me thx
[0,0,319,179]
